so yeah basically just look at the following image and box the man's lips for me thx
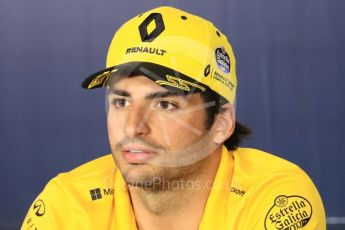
[122,145,158,164]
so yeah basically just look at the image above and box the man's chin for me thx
[122,172,166,192]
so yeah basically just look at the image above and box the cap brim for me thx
[81,62,210,95]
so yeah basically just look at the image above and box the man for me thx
[22,6,326,230]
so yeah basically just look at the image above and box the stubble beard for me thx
[111,133,218,193]
[122,161,206,193]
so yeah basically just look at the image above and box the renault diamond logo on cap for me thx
[139,13,165,42]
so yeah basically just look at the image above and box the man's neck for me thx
[128,148,222,230]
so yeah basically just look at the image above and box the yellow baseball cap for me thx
[82,6,237,104]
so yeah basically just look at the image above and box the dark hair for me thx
[201,91,251,151]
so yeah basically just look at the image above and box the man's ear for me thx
[212,103,236,144]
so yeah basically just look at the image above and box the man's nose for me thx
[125,104,151,137]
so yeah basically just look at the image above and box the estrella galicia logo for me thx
[215,47,230,74]
[264,195,312,230]
[33,199,45,217]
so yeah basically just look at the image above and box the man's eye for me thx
[113,98,129,108]
[156,101,177,110]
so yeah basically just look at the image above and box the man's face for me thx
[107,75,219,190]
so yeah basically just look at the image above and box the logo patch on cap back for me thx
[215,47,230,74]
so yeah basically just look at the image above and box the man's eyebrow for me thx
[110,89,185,100]
[110,89,131,97]
[145,91,182,99]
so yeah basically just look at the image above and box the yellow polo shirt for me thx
[21,146,326,229]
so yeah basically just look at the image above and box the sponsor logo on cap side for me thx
[204,64,211,77]
[264,195,312,230]
[212,71,235,91]
[215,47,230,74]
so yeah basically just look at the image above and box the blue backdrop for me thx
[1,0,344,228]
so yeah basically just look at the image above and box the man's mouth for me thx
[122,145,158,164]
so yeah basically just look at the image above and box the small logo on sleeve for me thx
[264,195,312,230]
[230,187,245,196]
[33,199,45,217]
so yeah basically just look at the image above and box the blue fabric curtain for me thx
[1,0,344,227]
